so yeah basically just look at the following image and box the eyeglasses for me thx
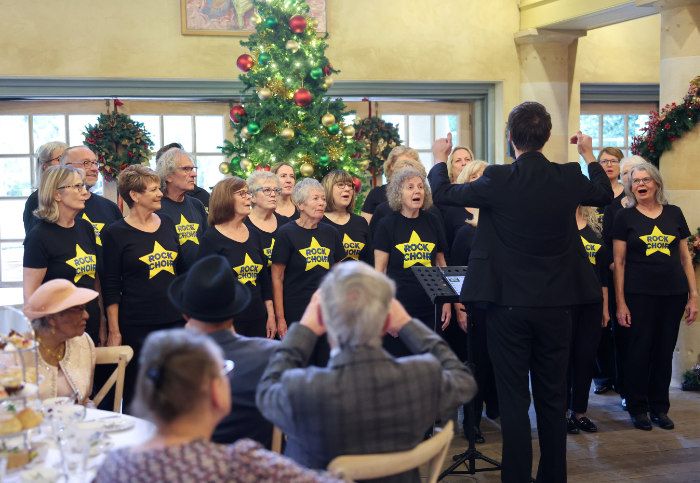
[178,166,198,173]
[335,182,353,189]
[71,160,99,169]
[631,177,654,186]
[234,189,252,198]
[255,187,282,196]
[58,182,87,191]
[599,159,621,166]
[60,304,88,314]
[221,359,235,376]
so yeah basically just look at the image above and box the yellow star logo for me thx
[175,214,200,245]
[263,238,275,267]
[342,233,365,261]
[65,244,96,283]
[82,213,105,246]
[580,236,601,265]
[396,231,435,269]
[639,225,675,256]
[139,241,178,279]
[233,253,263,286]
[299,237,330,271]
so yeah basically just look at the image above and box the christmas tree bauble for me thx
[236,54,255,72]
[358,159,370,170]
[321,77,334,89]
[352,177,362,193]
[229,105,246,124]
[251,12,262,25]
[285,39,300,53]
[300,162,314,177]
[264,16,278,28]
[219,162,230,174]
[326,124,340,135]
[240,126,251,139]
[258,52,272,65]
[240,158,252,170]
[289,15,307,34]
[318,154,330,166]
[280,127,295,140]
[342,125,356,137]
[310,67,324,80]
[321,113,336,127]
[247,121,261,135]
[293,88,312,107]
[323,64,333,76]
[257,87,273,100]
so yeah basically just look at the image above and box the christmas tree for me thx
[220,0,367,186]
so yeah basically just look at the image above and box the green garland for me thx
[83,110,153,181]
[631,76,700,167]
[353,116,402,176]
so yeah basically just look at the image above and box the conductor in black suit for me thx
[428,102,613,483]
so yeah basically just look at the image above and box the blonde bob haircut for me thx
[382,146,420,180]
[118,165,161,208]
[447,146,475,181]
[321,170,355,213]
[579,206,603,236]
[456,160,488,185]
[387,167,433,212]
[208,177,247,226]
[34,165,84,223]
[623,162,668,208]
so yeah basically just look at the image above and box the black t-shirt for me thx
[23,190,40,236]
[271,222,344,322]
[101,217,181,327]
[602,192,625,249]
[82,193,122,248]
[612,205,690,295]
[451,223,477,267]
[23,219,101,339]
[374,211,445,319]
[321,213,372,265]
[439,206,473,262]
[369,201,448,250]
[157,196,208,273]
[197,226,271,335]
[245,213,290,267]
[188,185,210,209]
[579,225,607,287]
[361,185,387,215]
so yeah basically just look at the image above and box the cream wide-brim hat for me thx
[23,279,98,320]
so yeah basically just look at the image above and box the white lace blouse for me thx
[38,333,96,401]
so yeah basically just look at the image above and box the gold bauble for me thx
[299,162,314,177]
[251,12,262,25]
[280,127,295,140]
[240,158,252,170]
[358,159,370,170]
[342,125,356,137]
[322,76,334,89]
[321,113,336,127]
[219,162,230,174]
[285,39,300,53]
[258,87,273,100]
[240,126,251,139]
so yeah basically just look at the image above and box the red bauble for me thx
[236,54,255,72]
[352,177,361,193]
[293,88,313,107]
[289,15,307,34]
[323,64,333,76]
[229,105,246,124]
[255,165,272,172]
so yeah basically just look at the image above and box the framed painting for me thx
[181,0,327,36]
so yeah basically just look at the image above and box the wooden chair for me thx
[327,421,454,483]
[271,426,283,453]
[93,345,134,413]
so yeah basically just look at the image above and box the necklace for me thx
[37,337,66,365]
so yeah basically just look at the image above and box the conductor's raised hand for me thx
[300,291,326,336]
[385,299,412,337]
[571,131,596,164]
[432,132,453,164]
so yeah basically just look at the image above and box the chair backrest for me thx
[327,420,454,483]
[93,345,134,413]
[271,426,283,453]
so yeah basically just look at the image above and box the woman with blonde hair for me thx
[447,146,475,183]
[23,141,69,235]
[321,170,371,264]
[440,160,488,254]
[23,165,103,344]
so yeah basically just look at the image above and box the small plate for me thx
[19,465,58,482]
[78,416,134,433]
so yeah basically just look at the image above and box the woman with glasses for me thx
[23,141,68,236]
[156,148,208,272]
[272,162,299,220]
[612,162,697,431]
[197,178,274,339]
[23,165,103,345]
[246,171,289,267]
[101,165,182,409]
[321,170,371,264]
[95,329,339,483]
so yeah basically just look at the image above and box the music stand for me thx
[411,266,502,480]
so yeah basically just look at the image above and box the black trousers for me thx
[487,305,571,483]
[469,306,498,429]
[567,302,603,414]
[612,311,629,399]
[624,293,686,416]
[593,326,615,389]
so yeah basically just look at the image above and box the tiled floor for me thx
[438,387,700,482]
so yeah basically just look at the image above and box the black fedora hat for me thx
[168,254,251,322]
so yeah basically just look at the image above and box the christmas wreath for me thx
[83,101,154,181]
[631,76,700,167]
[353,116,402,176]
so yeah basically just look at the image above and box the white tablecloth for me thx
[5,408,155,482]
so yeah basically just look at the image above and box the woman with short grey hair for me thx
[612,161,697,431]
[246,170,287,268]
[270,178,344,353]
[374,167,450,356]
[23,141,69,235]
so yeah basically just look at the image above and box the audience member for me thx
[23,141,68,235]
[256,261,475,482]
[95,329,339,483]
[24,279,97,403]
[271,162,299,220]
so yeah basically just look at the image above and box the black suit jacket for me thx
[428,152,613,307]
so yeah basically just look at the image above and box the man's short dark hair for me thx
[507,102,552,153]
[156,142,183,161]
